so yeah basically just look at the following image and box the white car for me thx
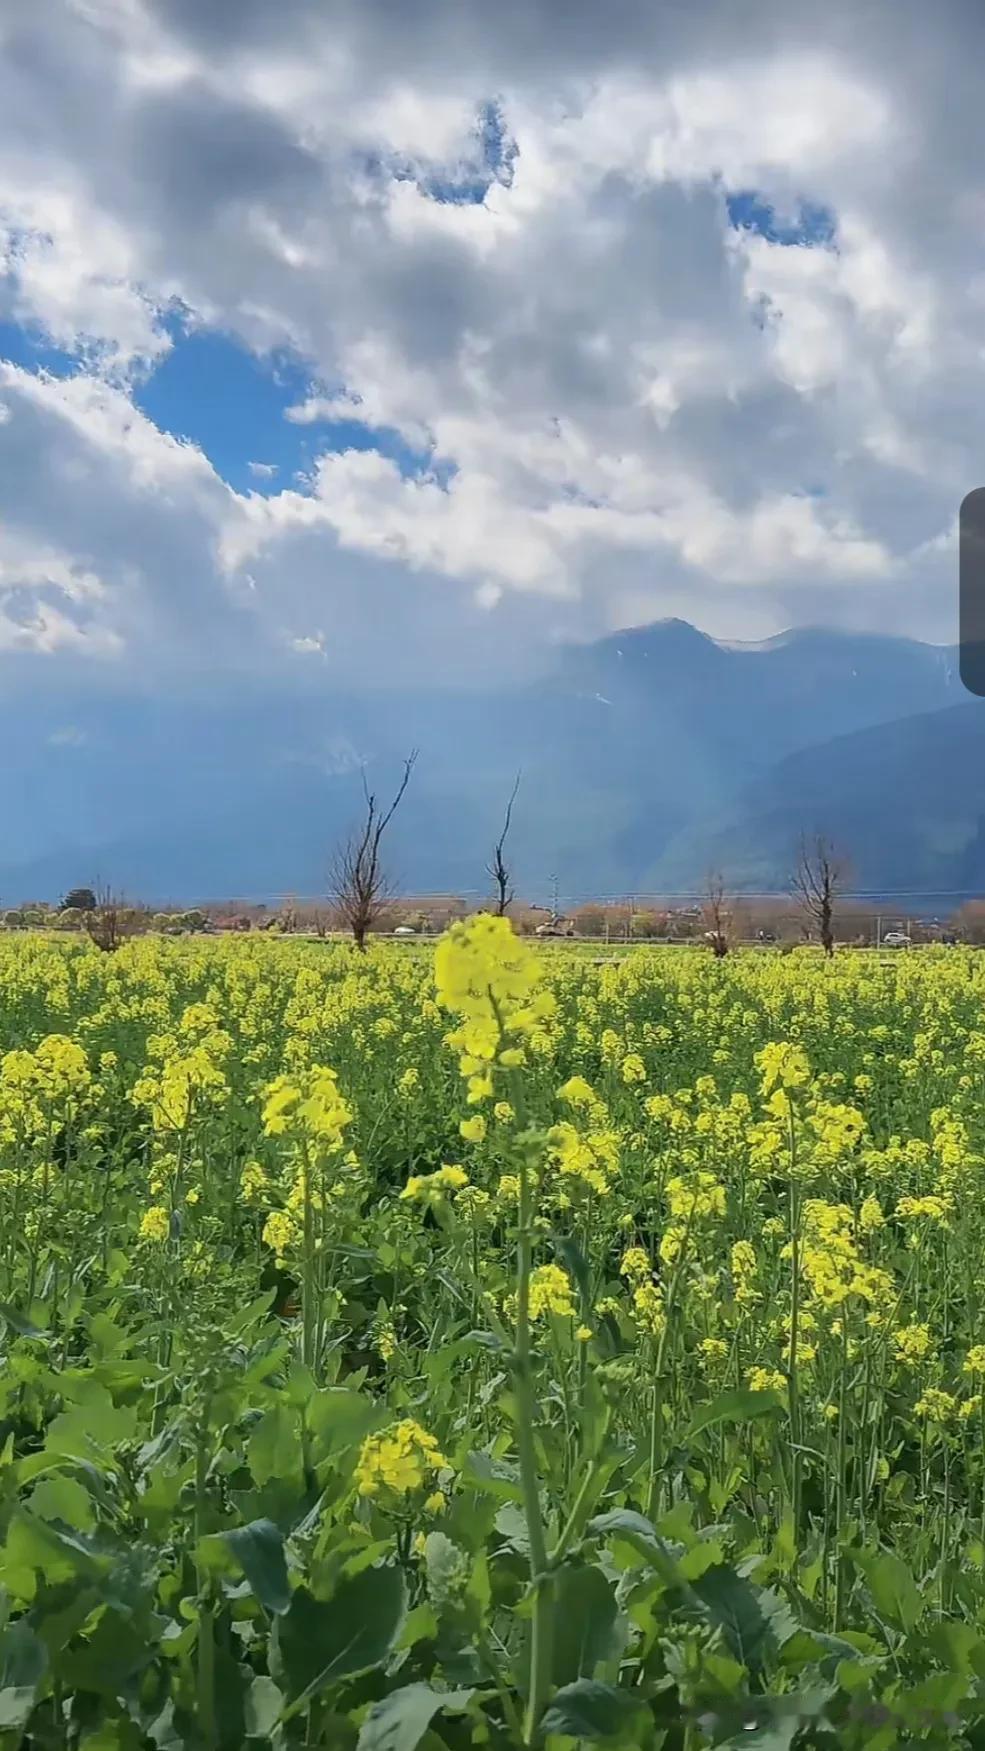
[882,931,911,949]
[393,925,417,937]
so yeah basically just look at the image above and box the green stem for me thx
[834,1315,848,1629]
[549,1417,612,1568]
[786,1108,803,1541]
[195,1410,217,1748]
[301,1144,315,1372]
[514,1136,553,1747]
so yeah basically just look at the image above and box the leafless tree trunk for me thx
[84,885,141,953]
[487,772,521,917]
[702,870,732,957]
[792,834,846,957]
[330,752,417,950]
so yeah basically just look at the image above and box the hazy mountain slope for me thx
[0,621,966,901]
[658,699,985,895]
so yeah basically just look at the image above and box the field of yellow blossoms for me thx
[3,920,985,1748]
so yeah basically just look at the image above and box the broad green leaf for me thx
[462,1451,524,1503]
[307,1388,381,1459]
[851,1548,924,1633]
[552,1562,620,1684]
[709,1686,835,1750]
[356,1682,473,1751]
[245,1676,283,1739]
[44,1385,137,1461]
[226,1291,277,1337]
[587,1509,679,1582]
[248,1404,301,1488]
[685,1389,785,1441]
[0,1686,40,1730]
[540,1679,646,1742]
[0,1620,47,1692]
[223,1519,291,1615]
[272,1564,406,1717]
[58,1611,154,1697]
[29,1474,96,1531]
[5,1511,107,1585]
[690,1564,771,1673]
[0,1304,47,1338]
[86,1313,131,1358]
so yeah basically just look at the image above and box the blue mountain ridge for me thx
[2,619,973,903]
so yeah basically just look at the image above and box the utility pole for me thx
[550,873,559,922]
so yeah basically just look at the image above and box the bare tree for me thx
[702,870,733,958]
[330,753,417,950]
[791,834,846,957]
[84,884,143,953]
[487,772,521,917]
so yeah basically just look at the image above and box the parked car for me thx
[393,925,417,938]
[883,931,911,948]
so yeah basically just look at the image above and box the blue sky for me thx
[134,325,435,495]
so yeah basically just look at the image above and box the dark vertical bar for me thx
[960,489,985,695]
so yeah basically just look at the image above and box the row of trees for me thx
[0,754,886,956]
[326,754,851,956]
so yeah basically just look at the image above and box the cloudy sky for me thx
[0,0,980,692]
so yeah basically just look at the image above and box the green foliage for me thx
[0,931,982,1746]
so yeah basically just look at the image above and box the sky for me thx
[0,0,982,696]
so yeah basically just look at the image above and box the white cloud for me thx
[0,0,979,683]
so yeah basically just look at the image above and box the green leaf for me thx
[307,1388,381,1460]
[554,1234,592,1307]
[245,1676,283,1739]
[462,1451,524,1503]
[586,1509,679,1583]
[540,1680,646,1742]
[58,1610,155,1698]
[226,1291,277,1337]
[29,1475,96,1531]
[223,1519,291,1615]
[685,1389,785,1441]
[0,1619,47,1693]
[0,1303,47,1338]
[552,1562,620,1684]
[690,1564,771,1673]
[272,1565,406,1718]
[44,1385,137,1461]
[851,1548,923,1633]
[0,1687,40,1730]
[356,1683,473,1751]
[86,1313,131,1358]
[248,1404,302,1488]
[706,1686,835,1750]
[4,1510,107,1584]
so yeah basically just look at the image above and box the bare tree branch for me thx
[791,833,847,957]
[702,869,732,958]
[487,771,521,916]
[329,751,418,950]
[84,883,143,953]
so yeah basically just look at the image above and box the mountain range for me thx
[3,619,980,906]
